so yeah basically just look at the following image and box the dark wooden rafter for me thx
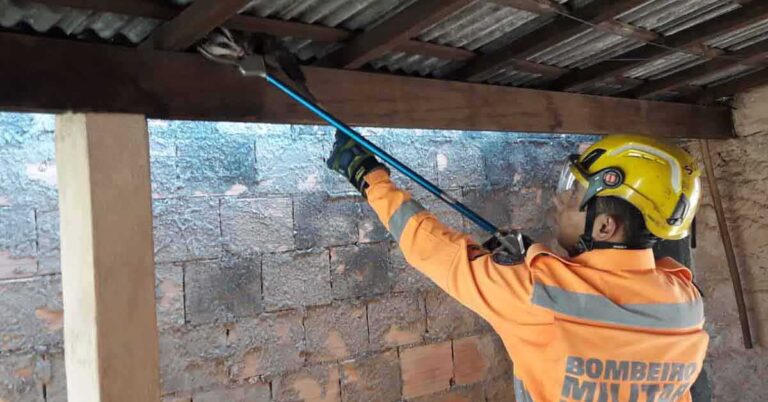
[0,32,734,138]
[626,40,768,99]
[551,1,768,92]
[450,0,652,82]
[315,0,473,69]
[141,0,251,50]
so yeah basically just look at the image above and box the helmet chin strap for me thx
[575,199,655,255]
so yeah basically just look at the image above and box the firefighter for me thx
[327,133,707,402]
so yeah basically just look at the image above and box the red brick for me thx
[410,384,485,402]
[367,293,426,349]
[274,365,341,402]
[426,291,487,339]
[484,374,516,402]
[341,350,401,402]
[226,311,305,379]
[305,302,368,363]
[453,334,512,386]
[192,383,271,402]
[400,341,453,399]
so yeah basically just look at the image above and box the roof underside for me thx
[0,0,766,105]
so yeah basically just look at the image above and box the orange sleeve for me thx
[364,169,538,325]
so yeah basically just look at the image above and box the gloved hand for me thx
[327,129,388,196]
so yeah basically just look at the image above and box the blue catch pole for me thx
[265,73,500,236]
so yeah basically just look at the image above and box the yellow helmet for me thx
[558,134,701,241]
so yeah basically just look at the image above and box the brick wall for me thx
[686,85,768,402]
[0,113,584,402]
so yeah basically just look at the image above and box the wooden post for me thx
[56,113,160,402]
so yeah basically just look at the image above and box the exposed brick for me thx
[426,291,488,340]
[192,383,271,402]
[35,209,59,275]
[484,373,516,402]
[409,384,485,402]
[400,341,453,399]
[434,139,486,189]
[176,131,257,197]
[163,396,191,402]
[156,263,185,328]
[0,207,37,279]
[379,132,439,192]
[453,334,512,386]
[304,302,368,363]
[153,197,221,263]
[0,276,62,352]
[410,187,464,233]
[368,293,426,349]
[294,195,360,249]
[150,156,181,199]
[273,365,341,402]
[263,250,332,311]
[159,324,229,395]
[330,242,391,300]
[184,254,262,325]
[341,350,401,402]
[390,245,435,293]
[253,131,330,195]
[0,353,43,402]
[226,311,305,379]
[220,197,294,254]
[0,118,58,211]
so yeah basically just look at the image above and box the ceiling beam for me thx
[140,0,251,50]
[0,33,733,138]
[550,1,768,92]
[626,40,768,99]
[450,0,650,82]
[316,0,473,69]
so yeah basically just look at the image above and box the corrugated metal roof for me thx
[0,0,765,97]
[688,64,764,86]
[617,0,741,36]
[623,51,704,80]
[705,17,768,51]
[0,0,160,43]
[526,29,644,69]
[417,1,539,51]
[369,52,460,77]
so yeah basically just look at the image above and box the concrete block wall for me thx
[0,112,584,402]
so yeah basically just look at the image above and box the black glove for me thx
[326,130,388,196]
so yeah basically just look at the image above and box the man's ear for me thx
[592,214,621,242]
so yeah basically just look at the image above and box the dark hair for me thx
[594,196,657,246]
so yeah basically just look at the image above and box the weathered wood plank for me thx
[0,33,733,138]
[56,113,160,402]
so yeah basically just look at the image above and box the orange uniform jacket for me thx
[364,170,709,402]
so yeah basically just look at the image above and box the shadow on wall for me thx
[0,111,606,401]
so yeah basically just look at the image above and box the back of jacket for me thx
[513,245,708,402]
[362,170,708,402]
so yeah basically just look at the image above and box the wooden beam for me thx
[0,33,733,138]
[141,0,251,50]
[451,0,650,82]
[626,40,768,99]
[551,1,768,92]
[490,0,566,16]
[693,68,768,103]
[317,0,472,69]
[56,113,159,402]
